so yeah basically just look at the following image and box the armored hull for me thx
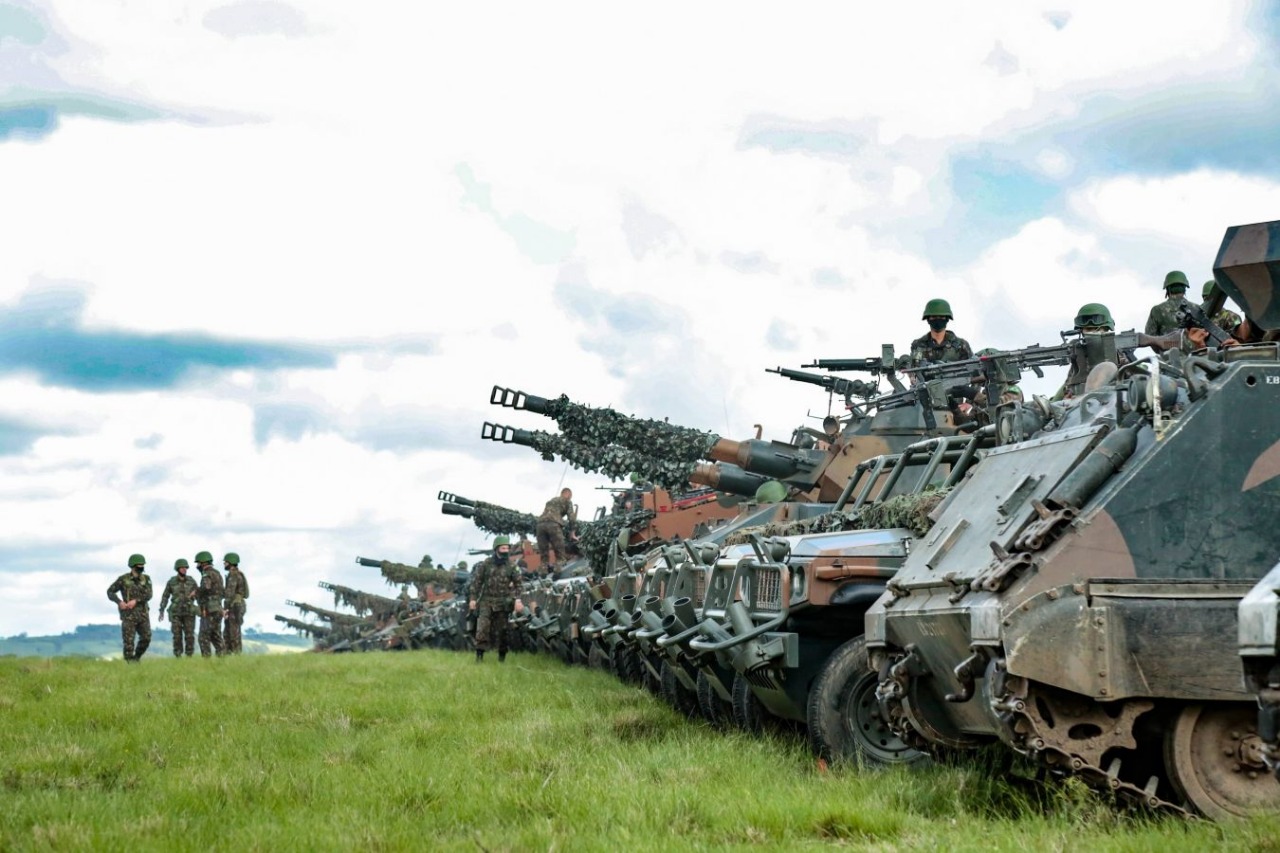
[869,348,1280,816]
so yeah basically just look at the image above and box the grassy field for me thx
[1,652,1276,852]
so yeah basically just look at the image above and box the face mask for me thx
[494,551,510,564]
[927,318,948,331]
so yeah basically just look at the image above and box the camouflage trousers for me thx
[199,609,225,657]
[120,610,152,661]
[474,607,511,653]
[170,612,196,657]
[223,603,245,654]
[535,521,566,566]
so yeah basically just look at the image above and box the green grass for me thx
[0,653,1276,851]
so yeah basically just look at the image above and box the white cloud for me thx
[0,0,1274,636]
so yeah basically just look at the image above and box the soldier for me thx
[107,554,153,662]
[194,550,225,657]
[910,298,974,367]
[535,487,576,574]
[1203,280,1243,334]
[1144,271,1191,335]
[467,535,522,663]
[157,558,199,657]
[1055,303,1133,400]
[222,552,250,655]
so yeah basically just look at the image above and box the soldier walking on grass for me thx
[468,535,522,663]
[195,550,225,657]
[158,558,199,657]
[106,554,153,663]
[222,552,250,654]
[535,487,576,575]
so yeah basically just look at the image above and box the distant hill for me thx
[0,623,314,658]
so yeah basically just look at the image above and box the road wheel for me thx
[1163,703,1277,819]
[806,635,927,768]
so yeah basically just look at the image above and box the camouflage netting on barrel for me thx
[541,395,720,464]
[576,508,657,573]
[376,561,455,588]
[521,429,698,493]
[469,504,539,537]
[325,584,403,620]
[722,488,952,546]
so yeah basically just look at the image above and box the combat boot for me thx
[475,649,484,663]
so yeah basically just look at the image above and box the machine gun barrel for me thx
[800,357,883,372]
[436,491,477,507]
[766,367,878,401]
[441,502,475,518]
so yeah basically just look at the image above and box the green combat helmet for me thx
[128,553,146,568]
[922,298,954,319]
[1203,280,1218,300]
[754,480,788,504]
[492,535,511,549]
[194,550,213,564]
[174,558,189,570]
[1163,270,1189,292]
[223,552,240,566]
[1074,303,1115,331]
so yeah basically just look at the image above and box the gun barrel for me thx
[690,462,771,498]
[355,557,381,568]
[442,502,476,518]
[436,491,477,507]
[801,357,883,372]
[489,385,554,415]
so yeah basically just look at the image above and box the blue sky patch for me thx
[0,3,45,45]
[0,285,334,392]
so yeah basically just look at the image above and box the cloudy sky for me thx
[2,0,1278,638]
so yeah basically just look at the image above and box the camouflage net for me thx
[290,601,376,627]
[541,395,720,465]
[469,503,539,537]
[274,616,331,638]
[376,561,455,588]
[575,507,658,574]
[321,583,407,620]
[521,429,698,493]
[722,488,952,546]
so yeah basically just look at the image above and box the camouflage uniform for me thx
[196,564,226,657]
[158,572,199,657]
[909,330,973,366]
[223,566,250,654]
[535,495,575,566]
[1212,307,1243,335]
[106,570,153,661]
[469,556,521,656]
[1144,295,1187,336]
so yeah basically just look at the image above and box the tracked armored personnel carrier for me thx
[866,220,1280,818]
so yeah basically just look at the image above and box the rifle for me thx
[1176,296,1235,347]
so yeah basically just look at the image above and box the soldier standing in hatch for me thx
[909,298,974,367]
[1144,271,1192,335]
[157,558,199,657]
[107,554,153,662]
[194,550,225,657]
[468,535,522,663]
[222,552,249,655]
[535,487,576,574]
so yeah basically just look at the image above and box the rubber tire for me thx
[614,645,643,685]
[640,655,663,695]
[697,670,734,728]
[661,661,701,719]
[806,635,928,768]
[587,642,609,671]
[732,672,785,735]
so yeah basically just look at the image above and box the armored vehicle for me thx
[865,220,1280,818]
